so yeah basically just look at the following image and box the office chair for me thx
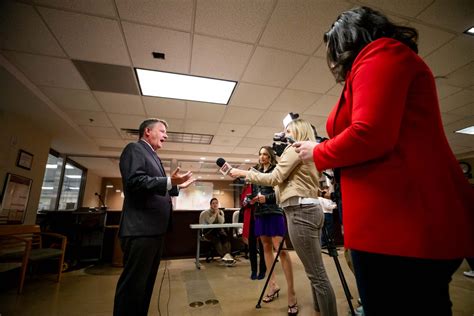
[198,210,217,263]
[231,210,248,259]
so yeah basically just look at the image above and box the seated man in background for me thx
[200,198,236,266]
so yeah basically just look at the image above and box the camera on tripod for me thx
[271,112,300,156]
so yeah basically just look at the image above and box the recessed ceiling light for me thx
[106,184,114,188]
[200,157,206,160]
[136,68,236,104]
[245,159,250,162]
[198,176,202,179]
[455,126,474,135]
[464,26,474,36]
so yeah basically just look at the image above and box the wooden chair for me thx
[0,225,67,294]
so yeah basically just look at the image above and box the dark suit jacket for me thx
[118,140,179,237]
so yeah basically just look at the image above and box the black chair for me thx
[199,211,218,263]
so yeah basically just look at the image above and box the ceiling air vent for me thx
[121,129,213,144]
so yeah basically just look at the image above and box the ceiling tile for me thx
[0,2,65,57]
[255,110,288,128]
[181,143,210,152]
[221,107,264,125]
[288,57,335,93]
[195,0,274,43]
[270,89,321,113]
[230,83,281,109]
[260,0,351,54]
[108,113,146,129]
[212,135,243,147]
[73,60,139,95]
[34,0,117,17]
[94,91,145,115]
[161,142,183,151]
[409,21,455,58]
[161,118,185,132]
[41,86,101,111]
[436,81,463,99]
[358,0,432,17]
[424,35,474,77]
[439,89,474,112]
[242,47,308,87]
[303,95,339,116]
[441,112,465,126]
[39,7,130,65]
[93,138,128,148]
[81,126,121,139]
[302,114,329,130]
[448,103,474,116]
[191,35,253,81]
[232,146,259,155]
[186,101,226,121]
[143,97,186,119]
[184,120,219,134]
[122,22,191,72]
[444,62,474,88]
[326,83,344,96]
[216,123,251,137]
[237,137,269,149]
[208,145,235,154]
[4,52,88,89]
[416,0,474,32]
[116,0,192,31]
[64,109,112,127]
[245,126,278,140]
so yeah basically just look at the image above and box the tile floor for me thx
[0,251,473,316]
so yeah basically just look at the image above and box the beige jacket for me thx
[246,145,320,205]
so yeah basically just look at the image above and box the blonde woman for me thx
[230,119,337,316]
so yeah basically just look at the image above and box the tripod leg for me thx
[256,238,285,308]
[322,225,356,315]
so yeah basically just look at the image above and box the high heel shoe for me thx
[262,288,280,303]
[288,301,298,315]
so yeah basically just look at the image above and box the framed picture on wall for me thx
[17,149,34,170]
[0,173,33,224]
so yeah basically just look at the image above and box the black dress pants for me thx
[351,250,462,316]
[114,235,164,316]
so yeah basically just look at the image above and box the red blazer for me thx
[313,38,474,259]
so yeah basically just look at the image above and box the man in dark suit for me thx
[114,118,195,316]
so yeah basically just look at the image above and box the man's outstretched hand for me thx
[170,167,193,186]
[178,177,196,189]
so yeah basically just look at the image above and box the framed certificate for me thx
[0,173,32,224]
[17,149,34,170]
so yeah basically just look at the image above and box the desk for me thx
[189,223,243,269]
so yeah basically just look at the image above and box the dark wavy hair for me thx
[256,146,278,171]
[324,6,418,83]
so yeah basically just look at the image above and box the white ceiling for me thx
[1,0,473,180]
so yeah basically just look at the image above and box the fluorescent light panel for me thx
[136,68,236,105]
[455,126,474,135]
[464,27,474,35]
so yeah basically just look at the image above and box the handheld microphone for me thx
[216,158,233,176]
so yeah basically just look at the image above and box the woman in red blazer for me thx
[294,6,473,316]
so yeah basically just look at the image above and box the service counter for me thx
[37,208,241,266]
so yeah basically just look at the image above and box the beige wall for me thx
[82,171,102,208]
[0,110,51,225]
[209,180,235,208]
